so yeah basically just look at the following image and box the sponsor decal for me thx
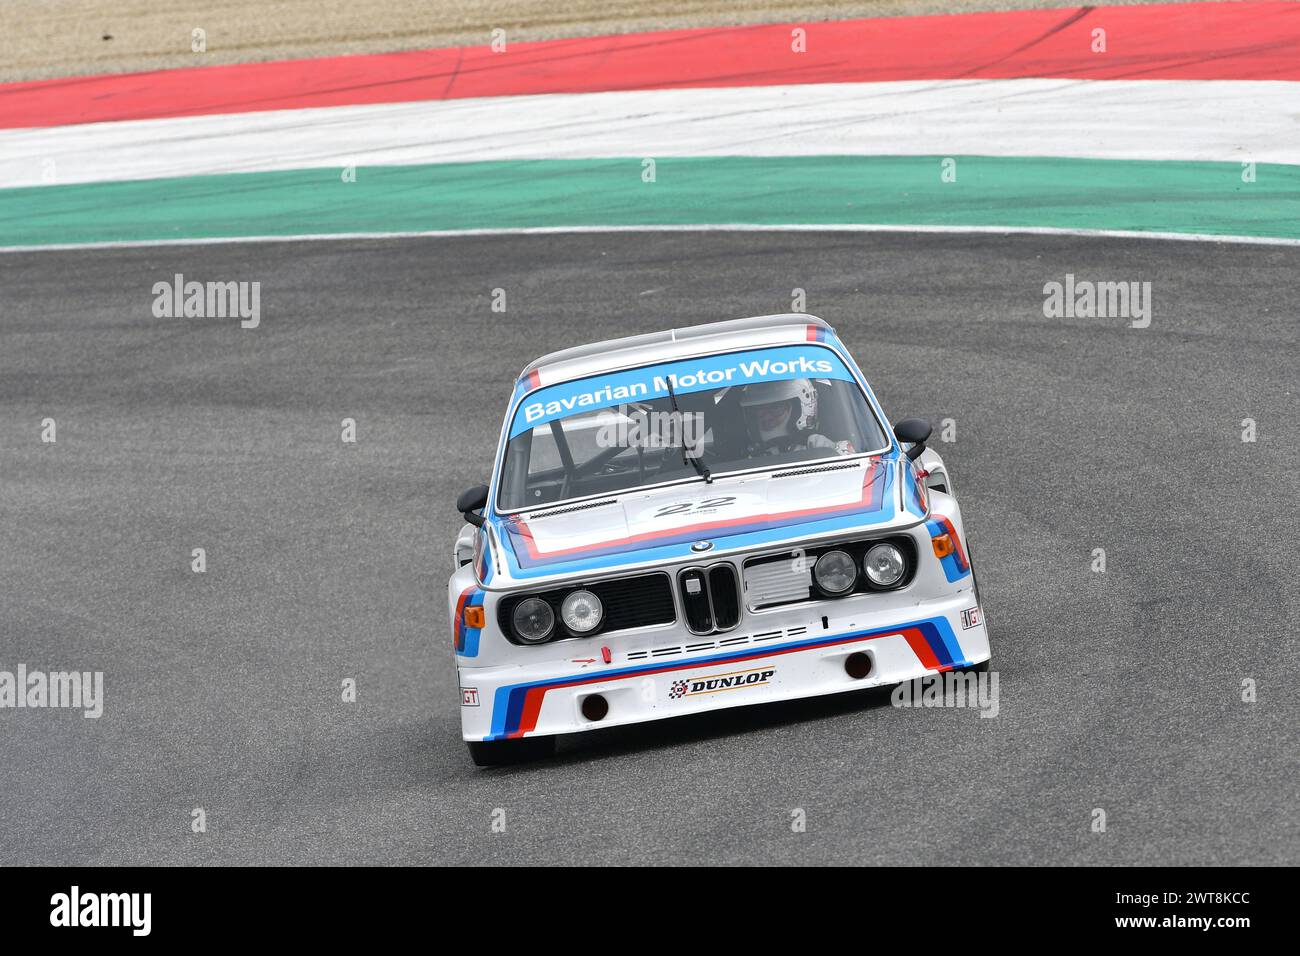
[668,666,775,699]
[461,687,480,707]
[654,496,736,519]
[509,345,853,437]
[961,606,982,629]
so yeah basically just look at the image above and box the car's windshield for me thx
[496,345,890,512]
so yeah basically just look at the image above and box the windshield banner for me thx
[510,345,855,438]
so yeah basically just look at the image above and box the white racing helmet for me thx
[739,378,818,445]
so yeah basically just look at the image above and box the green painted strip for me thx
[1,156,1296,247]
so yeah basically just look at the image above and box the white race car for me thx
[449,315,990,765]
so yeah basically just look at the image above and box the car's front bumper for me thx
[457,591,990,742]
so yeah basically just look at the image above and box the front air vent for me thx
[531,498,618,519]
[771,461,862,479]
[624,623,811,661]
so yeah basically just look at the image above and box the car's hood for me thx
[484,453,928,587]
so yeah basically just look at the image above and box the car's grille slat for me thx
[678,568,714,633]
[744,557,813,609]
[590,575,676,632]
[708,565,741,630]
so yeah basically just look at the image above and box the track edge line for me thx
[3,222,1299,254]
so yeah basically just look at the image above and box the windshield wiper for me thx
[665,379,712,484]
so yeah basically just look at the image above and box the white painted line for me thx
[2,79,1296,188]
[3,223,1298,255]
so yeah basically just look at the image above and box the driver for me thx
[738,378,854,456]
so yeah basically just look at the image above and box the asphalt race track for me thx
[2,230,1296,865]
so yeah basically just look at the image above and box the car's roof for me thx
[520,314,836,388]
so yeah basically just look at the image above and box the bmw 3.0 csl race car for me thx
[449,315,990,765]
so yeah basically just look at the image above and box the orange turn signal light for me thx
[463,606,485,629]
[932,534,955,559]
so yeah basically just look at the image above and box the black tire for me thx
[467,736,557,767]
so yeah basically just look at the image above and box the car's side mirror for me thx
[893,419,932,461]
[456,484,489,527]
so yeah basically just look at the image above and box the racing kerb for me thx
[1,1,1298,249]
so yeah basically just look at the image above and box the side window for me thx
[525,428,561,475]
[814,381,854,445]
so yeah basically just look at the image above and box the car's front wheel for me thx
[467,735,557,767]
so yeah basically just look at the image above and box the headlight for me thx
[863,543,906,588]
[512,597,555,643]
[561,589,604,634]
[813,550,857,595]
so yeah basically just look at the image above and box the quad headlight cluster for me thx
[812,542,908,595]
[510,590,604,644]
[498,573,678,646]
